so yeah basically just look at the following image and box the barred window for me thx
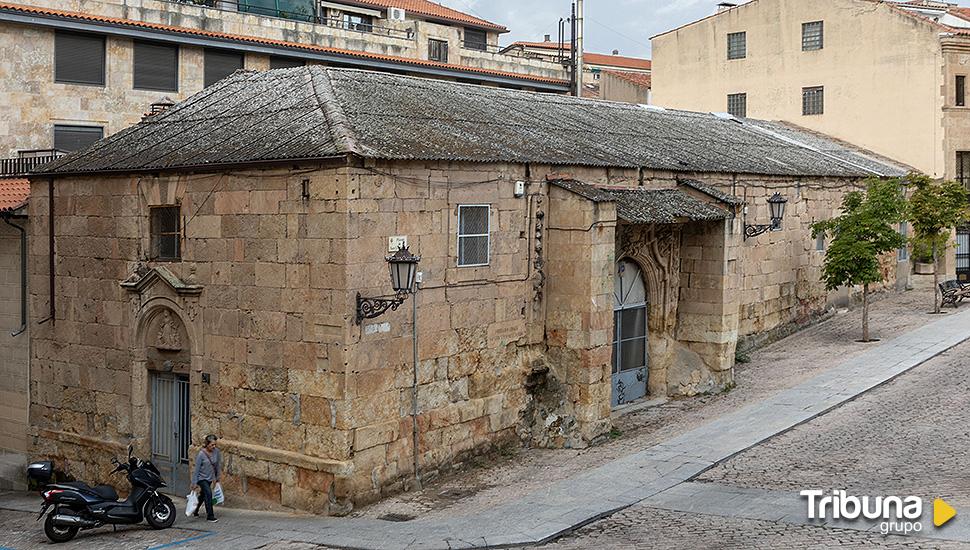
[802,86,824,115]
[727,32,746,60]
[957,151,970,191]
[802,21,823,51]
[457,205,489,267]
[429,39,449,63]
[464,28,487,51]
[727,93,747,118]
[958,75,966,107]
[151,206,181,260]
[816,232,826,252]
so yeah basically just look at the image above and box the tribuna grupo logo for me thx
[801,490,957,535]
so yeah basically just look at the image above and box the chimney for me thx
[544,34,551,42]
[612,49,619,55]
[142,97,175,120]
[717,2,737,13]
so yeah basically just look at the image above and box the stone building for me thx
[0,0,568,488]
[651,0,970,279]
[28,67,908,512]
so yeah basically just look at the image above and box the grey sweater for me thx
[191,448,221,485]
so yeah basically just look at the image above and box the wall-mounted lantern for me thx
[744,193,788,240]
[355,245,420,325]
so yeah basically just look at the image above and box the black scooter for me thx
[28,445,177,543]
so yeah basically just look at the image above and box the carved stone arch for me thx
[616,224,682,334]
[134,299,193,373]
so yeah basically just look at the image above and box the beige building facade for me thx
[25,68,908,511]
[651,0,970,279]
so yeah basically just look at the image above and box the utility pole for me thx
[575,0,584,97]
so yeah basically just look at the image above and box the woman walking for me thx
[190,434,221,522]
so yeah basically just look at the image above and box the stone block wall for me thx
[0,216,29,489]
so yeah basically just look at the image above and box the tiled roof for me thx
[603,70,651,88]
[505,42,652,70]
[347,0,507,32]
[38,67,910,178]
[0,2,558,85]
[549,180,729,224]
[0,178,29,212]
[678,179,744,205]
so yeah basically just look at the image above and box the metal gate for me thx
[612,259,648,407]
[958,228,970,283]
[150,373,190,494]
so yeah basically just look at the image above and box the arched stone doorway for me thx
[612,259,648,406]
[141,306,192,493]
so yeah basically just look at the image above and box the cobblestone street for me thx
[540,340,970,549]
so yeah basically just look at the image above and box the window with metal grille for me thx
[429,39,449,63]
[270,56,305,69]
[958,75,966,107]
[464,28,487,51]
[727,31,746,60]
[958,151,970,191]
[802,21,823,51]
[150,206,181,260]
[815,232,826,251]
[727,93,747,118]
[134,41,178,92]
[457,205,489,267]
[802,86,824,115]
[204,49,244,87]
[53,125,103,152]
[55,31,105,85]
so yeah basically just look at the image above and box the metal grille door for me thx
[151,373,190,493]
[612,260,648,407]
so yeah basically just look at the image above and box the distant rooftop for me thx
[345,0,508,32]
[501,41,652,71]
[38,67,910,178]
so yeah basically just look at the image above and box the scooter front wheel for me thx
[145,496,177,529]
[44,513,79,543]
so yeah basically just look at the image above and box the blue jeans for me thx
[197,479,215,520]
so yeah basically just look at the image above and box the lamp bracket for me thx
[743,223,773,240]
[356,291,409,325]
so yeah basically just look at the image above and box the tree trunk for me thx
[862,283,870,342]
[933,242,941,314]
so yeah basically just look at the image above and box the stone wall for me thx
[0,216,28,489]
[27,158,905,513]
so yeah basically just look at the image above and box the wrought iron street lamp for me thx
[355,246,420,324]
[744,193,788,240]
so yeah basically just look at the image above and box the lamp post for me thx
[354,245,422,488]
[744,193,788,240]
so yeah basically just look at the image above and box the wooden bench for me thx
[939,280,970,307]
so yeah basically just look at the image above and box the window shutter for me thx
[134,41,179,91]
[55,32,105,85]
[270,56,305,70]
[204,50,245,87]
[53,125,104,152]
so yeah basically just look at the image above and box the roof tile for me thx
[0,178,29,212]
[347,0,507,31]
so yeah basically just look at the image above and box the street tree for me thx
[907,173,970,314]
[811,177,907,342]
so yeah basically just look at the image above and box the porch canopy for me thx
[550,179,730,224]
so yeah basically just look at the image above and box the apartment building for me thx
[651,0,970,280]
[501,38,652,102]
[0,0,568,161]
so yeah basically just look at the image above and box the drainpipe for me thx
[2,213,26,337]
[38,177,55,325]
[575,0,584,97]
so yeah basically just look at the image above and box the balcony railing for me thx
[0,150,66,177]
[166,0,414,39]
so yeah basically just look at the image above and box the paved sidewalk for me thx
[4,307,970,550]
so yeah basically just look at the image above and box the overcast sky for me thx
[438,0,970,59]
[436,0,721,58]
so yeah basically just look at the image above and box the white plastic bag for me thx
[184,490,199,517]
[212,482,225,506]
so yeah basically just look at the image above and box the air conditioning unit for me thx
[388,7,406,21]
